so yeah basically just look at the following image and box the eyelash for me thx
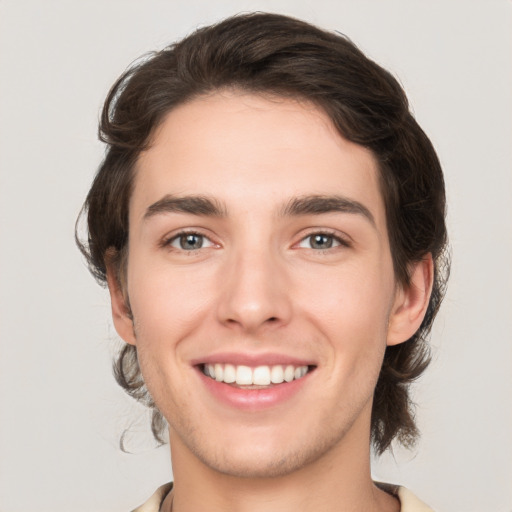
[296,230,351,251]
[161,230,214,252]
[161,229,350,253]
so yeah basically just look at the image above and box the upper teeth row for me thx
[204,364,309,385]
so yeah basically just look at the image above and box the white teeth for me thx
[270,365,284,384]
[223,364,236,384]
[284,365,295,382]
[236,365,253,385]
[214,363,224,382]
[294,366,308,379]
[253,366,271,386]
[203,363,309,385]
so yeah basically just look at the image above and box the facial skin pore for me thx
[108,92,432,512]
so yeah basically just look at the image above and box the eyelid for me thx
[158,227,351,251]
[295,229,352,249]
[160,228,218,251]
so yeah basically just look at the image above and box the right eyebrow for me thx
[280,194,375,227]
[143,194,228,220]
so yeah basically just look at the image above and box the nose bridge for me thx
[217,234,291,331]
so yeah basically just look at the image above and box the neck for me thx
[163,413,399,512]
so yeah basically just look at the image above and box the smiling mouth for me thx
[201,363,314,387]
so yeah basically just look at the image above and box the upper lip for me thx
[190,352,316,367]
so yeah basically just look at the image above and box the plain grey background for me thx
[0,1,511,511]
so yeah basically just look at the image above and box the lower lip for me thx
[197,368,311,411]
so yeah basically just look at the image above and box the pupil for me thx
[312,234,332,249]
[181,234,202,250]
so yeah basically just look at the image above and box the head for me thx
[77,12,448,458]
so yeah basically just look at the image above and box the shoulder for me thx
[131,483,173,512]
[397,486,434,512]
[376,482,434,512]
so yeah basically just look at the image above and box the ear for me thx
[387,254,434,346]
[105,253,136,346]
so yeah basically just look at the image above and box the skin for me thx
[108,91,432,512]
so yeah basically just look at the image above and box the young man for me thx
[78,13,448,512]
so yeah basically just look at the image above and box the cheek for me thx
[297,261,394,336]
[126,259,216,348]
[295,259,395,390]
[125,264,210,405]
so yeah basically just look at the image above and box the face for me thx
[111,92,414,478]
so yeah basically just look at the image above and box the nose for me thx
[216,246,292,333]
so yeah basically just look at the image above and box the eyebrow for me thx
[144,195,227,219]
[280,194,375,226]
[143,193,375,226]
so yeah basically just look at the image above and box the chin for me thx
[202,448,316,479]
[180,420,351,480]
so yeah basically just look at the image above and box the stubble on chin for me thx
[169,410,361,480]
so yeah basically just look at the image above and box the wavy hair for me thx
[77,12,449,455]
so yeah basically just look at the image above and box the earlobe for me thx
[387,254,434,346]
[105,253,136,346]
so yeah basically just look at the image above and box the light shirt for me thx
[132,482,434,512]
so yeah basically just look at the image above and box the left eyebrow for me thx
[280,194,375,226]
[144,194,227,220]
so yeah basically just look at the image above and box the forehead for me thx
[132,92,385,226]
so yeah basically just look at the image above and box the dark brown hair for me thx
[77,12,449,455]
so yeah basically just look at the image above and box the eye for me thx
[297,233,345,250]
[167,232,214,251]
